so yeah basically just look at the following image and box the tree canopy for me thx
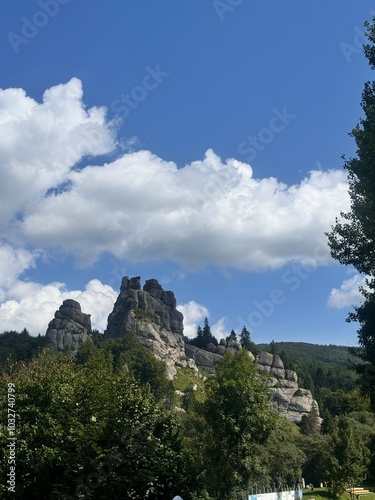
[326,16,375,405]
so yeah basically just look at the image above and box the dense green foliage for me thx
[76,333,174,405]
[326,16,375,406]
[0,335,315,499]
[321,416,371,498]
[179,350,306,499]
[0,346,184,499]
[259,343,359,388]
[189,317,218,349]
[0,329,46,364]
[1,317,375,497]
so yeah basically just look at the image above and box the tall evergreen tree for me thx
[190,325,205,349]
[239,325,259,355]
[202,317,217,347]
[226,329,237,345]
[326,16,375,405]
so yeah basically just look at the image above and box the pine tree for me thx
[226,329,237,345]
[326,16,375,405]
[239,326,259,354]
[202,317,218,347]
[190,325,205,349]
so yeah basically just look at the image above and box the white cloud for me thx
[177,300,229,341]
[211,317,230,342]
[0,78,117,232]
[327,273,369,308]
[0,244,37,293]
[19,148,350,270]
[0,79,351,272]
[177,300,209,338]
[0,279,117,335]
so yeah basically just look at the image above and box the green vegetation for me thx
[0,329,46,364]
[0,346,184,498]
[303,489,375,500]
[3,11,375,486]
[258,341,370,426]
[326,15,375,406]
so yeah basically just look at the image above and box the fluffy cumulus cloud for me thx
[0,279,117,335]
[0,79,354,334]
[1,78,350,271]
[211,317,230,342]
[19,148,349,269]
[0,78,117,232]
[327,273,369,309]
[177,300,209,338]
[177,300,228,340]
[0,243,37,292]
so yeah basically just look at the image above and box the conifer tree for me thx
[326,16,375,404]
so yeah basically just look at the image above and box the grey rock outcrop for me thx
[256,351,320,424]
[185,344,222,375]
[185,337,243,372]
[105,276,194,378]
[46,299,92,355]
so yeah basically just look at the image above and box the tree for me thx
[186,350,275,499]
[240,325,259,355]
[189,325,205,349]
[226,329,237,344]
[299,403,321,435]
[0,349,185,499]
[202,316,217,346]
[190,317,218,349]
[321,415,370,498]
[76,334,174,405]
[264,418,306,488]
[0,329,46,364]
[326,16,375,404]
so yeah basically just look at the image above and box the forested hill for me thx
[257,341,358,367]
[258,341,363,398]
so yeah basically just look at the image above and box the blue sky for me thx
[0,1,373,346]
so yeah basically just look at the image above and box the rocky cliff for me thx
[184,344,318,423]
[184,338,243,375]
[45,277,320,424]
[256,351,318,423]
[104,276,195,378]
[45,299,92,355]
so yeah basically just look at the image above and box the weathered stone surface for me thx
[246,350,255,362]
[285,369,298,383]
[226,339,242,355]
[185,344,222,375]
[105,276,188,378]
[215,345,226,355]
[270,367,286,380]
[258,364,271,373]
[256,351,320,424]
[270,387,316,422]
[272,354,284,369]
[46,299,92,355]
[206,342,216,353]
[257,351,273,366]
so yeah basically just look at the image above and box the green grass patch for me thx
[303,488,375,500]
[173,366,206,402]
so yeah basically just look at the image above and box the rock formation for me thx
[184,338,243,374]
[45,277,320,424]
[184,343,319,423]
[105,276,195,378]
[184,344,222,375]
[45,299,92,355]
[256,351,319,423]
